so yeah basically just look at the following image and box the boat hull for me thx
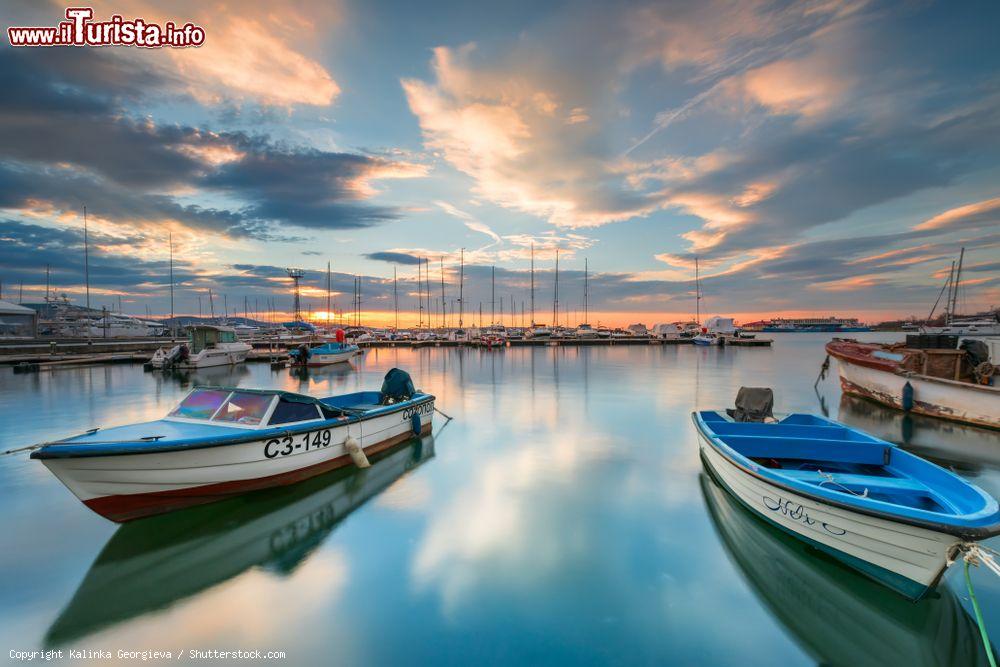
[40,401,434,522]
[293,349,358,366]
[697,431,960,600]
[150,343,251,369]
[832,352,999,429]
[178,346,250,368]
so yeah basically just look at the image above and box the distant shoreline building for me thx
[741,316,870,333]
[0,300,39,338]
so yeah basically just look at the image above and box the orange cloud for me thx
[812,274,884,291]
[402,46,661,228]
[915,196,1000,230]
[92,1,341,107]
[736,56,852,118]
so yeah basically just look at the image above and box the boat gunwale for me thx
[691,411,1000,539]
[30,393,435,460]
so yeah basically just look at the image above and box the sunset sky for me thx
[2,0,998,327]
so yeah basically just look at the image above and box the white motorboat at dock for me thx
[147,325,251,370]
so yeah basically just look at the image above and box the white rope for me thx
[954,543,1000,579]
[816,470,869,498]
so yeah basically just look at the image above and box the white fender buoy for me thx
[344,436,370,468]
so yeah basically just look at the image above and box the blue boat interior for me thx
[696,410,996,523]
[321,391,387,412]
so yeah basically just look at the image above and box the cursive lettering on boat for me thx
[762,494,847,536]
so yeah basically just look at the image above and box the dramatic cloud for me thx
[0,47,426,241]
[402,46,661,228]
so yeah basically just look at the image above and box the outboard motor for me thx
[380,368,416,404]
[160,344,187,370]
[290,343,311,365]
[726,387,774,423]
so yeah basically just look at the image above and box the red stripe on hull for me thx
[84,423,432,523]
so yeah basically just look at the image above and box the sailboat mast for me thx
[83,206,90,310]
[491,265,495,325]
[695,256,701,325]
[949,247,965,323]
[584,257,588,324]
[168,232,174,331]
[553,248,559,326]
[326,261,331,328]
[394,266,399,330]
[440,256,445,329]
[530,243,535,326]
[417,260,423,329]
[459,248,464,328]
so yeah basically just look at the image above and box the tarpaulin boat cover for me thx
[381,368,416,403]
[960,339,990,367]
[726,387,774,422]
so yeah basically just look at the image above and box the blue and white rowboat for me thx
[31,378,434,522]
[694,410,1000,599]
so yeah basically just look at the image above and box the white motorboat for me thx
[289,341,360,366]
[527,324,553,339]
[30,370,434,522]
[923,318,1000,337]
[149,325,251,369]
[692,332,722,346]
[87,313,156,338]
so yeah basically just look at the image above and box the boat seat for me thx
[722,436,889,465]
[779,469,928,494]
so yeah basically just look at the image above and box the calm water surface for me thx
[1,333,998,666]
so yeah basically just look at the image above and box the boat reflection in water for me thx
[155,363,252,390]
[44,436,435,646]
[837,394,1000,496]
[700,471,993,667]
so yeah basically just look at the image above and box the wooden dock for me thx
[0,334,773,369]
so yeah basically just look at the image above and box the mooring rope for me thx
[952,543,1000,666]
[814,354,830,388]
[1,443,42,456]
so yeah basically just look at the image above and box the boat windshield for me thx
[168,389,231,420]
[213,391,274,425]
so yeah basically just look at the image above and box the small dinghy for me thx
[694,387,1000,600]
[31,369,434,522]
